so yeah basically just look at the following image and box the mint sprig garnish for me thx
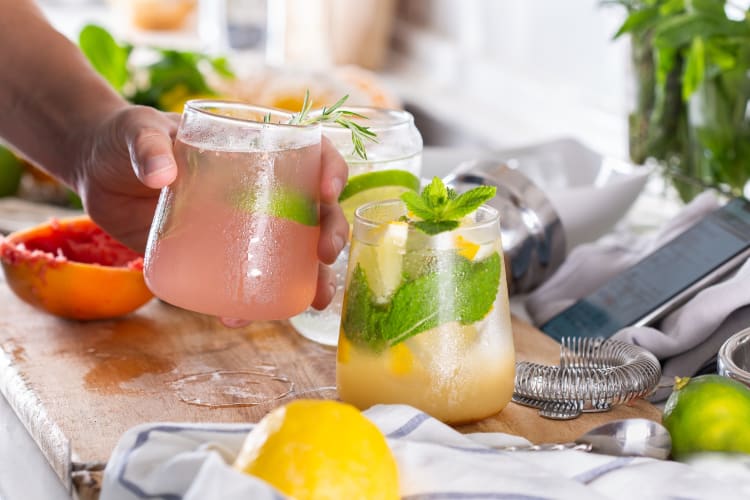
[288,90,377,160]
[400,177,496,235]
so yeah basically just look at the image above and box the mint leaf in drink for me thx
[413,220,459,235]
[342,252,501,351]
[400,177,496,235]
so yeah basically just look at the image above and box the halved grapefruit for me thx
[0,216,153,320]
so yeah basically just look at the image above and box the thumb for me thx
[123,107,179,189]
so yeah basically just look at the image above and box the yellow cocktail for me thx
[337,188,515,424]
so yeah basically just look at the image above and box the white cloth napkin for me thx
[99,404,750,500]
[525,192,750,396]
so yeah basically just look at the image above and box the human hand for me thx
[74,105,349,319]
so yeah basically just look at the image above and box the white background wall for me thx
[391,0,632,157]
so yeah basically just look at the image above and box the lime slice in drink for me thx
[233,187,318,226]
[339,170,421,223]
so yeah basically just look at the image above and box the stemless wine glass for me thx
[144,100,322,320]
[289,107,423,345]
[336,199,516,424]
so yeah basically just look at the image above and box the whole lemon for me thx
[663,375,750,459]
[233,399,399,500]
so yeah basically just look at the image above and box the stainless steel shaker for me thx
[444,159,566,294]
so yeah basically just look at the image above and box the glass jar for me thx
[289,107,422,345]
[336,199,515,423]
[144,100,321,320]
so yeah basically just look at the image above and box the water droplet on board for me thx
[171,369,294,408]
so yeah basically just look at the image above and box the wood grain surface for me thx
[0,272,660,499]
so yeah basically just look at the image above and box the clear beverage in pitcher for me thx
[145,101,321,320]
[289,107,422,345]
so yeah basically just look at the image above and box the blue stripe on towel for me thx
[403,493,552,499]
[386,412,432,438]
[573,456,635,484]
[118,424,268,500]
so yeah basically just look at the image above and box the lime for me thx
[663,374,750,459]
[233,399,399,500]
[339,170,421,223]
[233,187,318,226]
[0,145,24,197]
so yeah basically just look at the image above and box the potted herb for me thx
[608,0,750,201]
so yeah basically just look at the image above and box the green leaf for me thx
[209,57,235,78]
[682,36,706,100]
[442,185,496,220]
[685,0,725,16]
[400,190,434,220]
[422,176,450,211]
[78,24,130,92]
[613,7,661,38]
[654,14,750,49]
[401,177,495,235]
[413,220,459,235]
[342,252,501,350]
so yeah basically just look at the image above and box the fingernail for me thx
[144,154,175,177]
[331,178,343,199]
[328,282,336,299]
[332,233,345,254]
[221,317,249,328]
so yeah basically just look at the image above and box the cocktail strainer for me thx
[513,337,661,420]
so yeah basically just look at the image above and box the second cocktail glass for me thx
[144,100,322,320]
[336,199,516,424]
[290,107,423,345]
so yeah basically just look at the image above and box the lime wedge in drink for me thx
[233,187,318,226]
[339,170,421,223]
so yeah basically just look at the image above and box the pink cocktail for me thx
[145,101,321,320]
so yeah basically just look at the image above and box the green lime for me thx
[0,145,24,197]
[339,170,420,223]
[339,170,420,202]
[663,374,750,459]
[233,187,318,226]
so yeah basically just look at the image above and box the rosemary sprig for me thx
[288,90,378,160]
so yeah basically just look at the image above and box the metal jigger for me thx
[444,159,566,294]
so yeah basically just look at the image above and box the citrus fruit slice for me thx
[233,399,399,500]
[339,170,421,223]
[0,216,153,320]
[663,374,750,459]
[348,220,407,302]
[233,186,318,226]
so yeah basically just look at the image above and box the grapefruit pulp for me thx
[0,216,153,320]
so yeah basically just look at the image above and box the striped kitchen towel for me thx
[100,404,750,500]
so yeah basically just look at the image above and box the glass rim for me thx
[718,327,750,384]
[354,198,499,231]
[183,99,319,130]
[318,106,415,132]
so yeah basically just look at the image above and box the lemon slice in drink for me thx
[349,220,408,302]
[339,170,421,223]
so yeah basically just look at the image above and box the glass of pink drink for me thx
[144,100,321,320]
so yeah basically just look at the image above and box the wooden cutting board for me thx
[0,272,660,499]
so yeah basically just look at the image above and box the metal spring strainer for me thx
[513,337,661,420]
